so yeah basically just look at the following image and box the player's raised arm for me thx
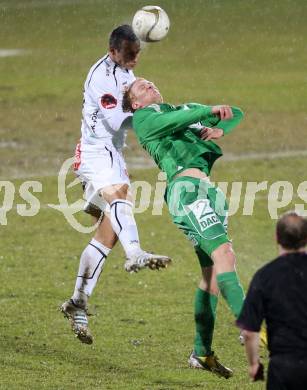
[122,79,219,141]
[133,104,215,143]
[203,105,244,135]
[198,105,244,141]
[123,79,244,142]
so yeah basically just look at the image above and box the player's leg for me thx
[61,210,117,344]
[193,251,219,358]
[167,176,244,319]
[188,250,233,378]
[77,145,170,273]
[210,189,257,344]
[71,211,117,308]
[101,183,171,273]
[61,146,120,343]
[211,190,267,347]
[212,243,244,319]
[167,177,233,378]
[189,177,245,320]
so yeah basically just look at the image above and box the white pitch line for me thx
[126,149,307,168]
[0,0,99,9]
[1,149,306,180]
[0,49,28,58]
[223,149,307,161]
[0,141,22,148]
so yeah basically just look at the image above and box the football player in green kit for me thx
[122,78,245,378]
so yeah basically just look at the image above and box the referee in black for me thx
[237,211,307,389]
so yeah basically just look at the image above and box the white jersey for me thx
[80,54,135,151]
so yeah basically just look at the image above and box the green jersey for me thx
[132,103,244,181]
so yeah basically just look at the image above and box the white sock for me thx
[72,238,110,308]
[110,199,141,258]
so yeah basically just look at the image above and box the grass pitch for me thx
[0,0,307,389]
[1,157,306,389]
[1,0,307,178]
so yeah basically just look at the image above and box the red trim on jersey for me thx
[101,94,117,109]
[73,141,82,171]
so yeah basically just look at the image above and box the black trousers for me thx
[267,354,307,390]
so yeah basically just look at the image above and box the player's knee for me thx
[114,184,129,199]
[211,243,236,271]
[215,242,235,257]
[101,184,130,203]
[199,279,219,295]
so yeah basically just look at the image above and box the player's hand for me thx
[200,127,224,141]
[211,105,233,120]
[249,362,264,382]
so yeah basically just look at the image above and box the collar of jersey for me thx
[105,54,129,73]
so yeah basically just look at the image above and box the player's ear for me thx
[109,47,117,56]
[132,101,140,110]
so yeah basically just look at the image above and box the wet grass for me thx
[0,0,306,388]
[0,0,307,178]
[1,158,306,389]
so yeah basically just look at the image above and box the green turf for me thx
[0,0,307,178]
[0,0,307,388]
[1,157,306,389]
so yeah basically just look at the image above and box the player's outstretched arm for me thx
[134,104,217,143]
[210,105,244,135]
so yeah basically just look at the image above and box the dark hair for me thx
[122,83,135,113]
[276,211,307,250]
[109,25,139,51]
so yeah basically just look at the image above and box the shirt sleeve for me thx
[236,271,265,332]
[133,104,213,143]
[89,72,132,132]
[201,106,244,135]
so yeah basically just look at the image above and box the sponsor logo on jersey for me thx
[101,94,117,109]
[186,199,220,232]
[90,110,99,133]
[199,214,219,231]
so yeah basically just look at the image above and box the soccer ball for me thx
[132,6,170,42]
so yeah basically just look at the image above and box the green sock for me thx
[216,271,245,318]
[194,288,218,357]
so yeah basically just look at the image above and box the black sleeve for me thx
[236,271,265,332]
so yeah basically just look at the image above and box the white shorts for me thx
[74,142,130,213]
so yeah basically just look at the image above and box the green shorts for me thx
[166,176,230,267]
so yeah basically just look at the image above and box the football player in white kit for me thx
[61,25,171,344]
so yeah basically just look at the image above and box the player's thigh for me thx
[100,183,132,204]
[76,146,131,211]
[211,185,229,232]
[167,177,230,258]
[211,242,236,273]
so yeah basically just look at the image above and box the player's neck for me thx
[278,245,306,256]
[108,52,124,69]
